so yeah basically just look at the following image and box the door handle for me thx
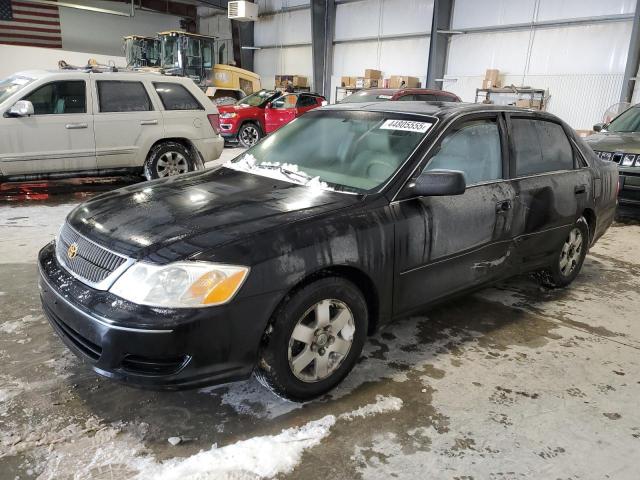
[65,123,88,129]
[574,184,586,194]
[496,200,512,213]
[140,120,158,125]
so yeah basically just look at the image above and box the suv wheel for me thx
[255,277,368,401]
[144,142,194,180]
[535,216,589,288]
[238,123,262,148]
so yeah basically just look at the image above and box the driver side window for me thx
[424,118,502,185]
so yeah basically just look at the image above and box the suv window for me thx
[153,82,203,110]
[435,94,455,102]
[23,81,86,115]
[511,119,574,176]
[424,118,502,185]
[271,94,297,109]
[97,81,151,112]
[297,95,317,107]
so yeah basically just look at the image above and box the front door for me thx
[265,94,298,133]
[0,79,96,176]
[393,114,516,314]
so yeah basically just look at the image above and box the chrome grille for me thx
[56,223,129,288]
[611,152,624,164]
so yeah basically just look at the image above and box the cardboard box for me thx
[485,68,500,82]
[355,77,365,89]
[482,79,493,89]
[388,75,420,88]
[515,99,543,109]
[363,78,379,88]
[364,69,382,79]
[340,76,356,88]
[292,75,307,87]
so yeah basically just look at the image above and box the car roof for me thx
[358,88,457,96]
[321,101,560,121]
[11,69,189,82]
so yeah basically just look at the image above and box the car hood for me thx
[585,131,640,154]
[66,168,360,261]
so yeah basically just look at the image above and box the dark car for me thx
[38,102,618,401]
[340,87,461,104]
[585,104,640,211]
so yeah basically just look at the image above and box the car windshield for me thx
[161,36,179,67]
[340,91,394,103]
[606,106,640,133]
[238,89,279,107]
[0,75,35,104]
[225,111,433,193]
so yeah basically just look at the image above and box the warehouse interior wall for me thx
[443,0,636,130]
[197,7,234,65]
[59,0,181,57]
[253,0,313,89]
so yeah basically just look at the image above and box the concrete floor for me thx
[1,162,639,478]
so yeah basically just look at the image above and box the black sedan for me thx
[38,102,619,401]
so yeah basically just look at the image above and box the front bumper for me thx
[38,242,279,389]
[618,168,640,208]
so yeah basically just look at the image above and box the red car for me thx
[218,90,325,147]
[265,93,326,134]
[339,87,461,104]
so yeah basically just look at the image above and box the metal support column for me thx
[311,0,336,98]
[426,0,454,90]
[231,20,255,71]
[621,0,640,103]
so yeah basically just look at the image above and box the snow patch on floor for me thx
[0,314,43,335]
[339,395,403,421]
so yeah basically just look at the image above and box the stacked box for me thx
[275,75,307,88]
[364,69,382,79]
[388,76,420,88]
[483,69,501,88]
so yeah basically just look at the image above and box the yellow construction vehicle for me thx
[122,30,260,105]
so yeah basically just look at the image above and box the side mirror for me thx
[593,123,605,132]
[7,100,34,117]
[409,170,466,197]
[265,102,273,109]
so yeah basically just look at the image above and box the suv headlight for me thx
[109,262,249,308]
[219,112,237,119]
[622,154,636,166]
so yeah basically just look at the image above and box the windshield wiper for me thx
[253,163,312,184]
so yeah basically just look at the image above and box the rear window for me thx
[511,119,574,176]
[97,81,151,112]
[153,82,203,111]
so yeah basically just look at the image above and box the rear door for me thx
[392,113,517,314]
[0,79,95,176]
[264,94,297,133]
[296,94,322,115]
[93,78,163,169]
[506,115,592,270]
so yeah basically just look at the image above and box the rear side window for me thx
[511,119,574,176]
[154,82,203,110]
[436,94,456,102]
[97,81,151,112]
[23,81,86,115]
[297,95,317,107]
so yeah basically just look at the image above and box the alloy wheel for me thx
[156,151,188,177]
[287,299,356,383]
[241,125,259,146]
[559,227,583,276]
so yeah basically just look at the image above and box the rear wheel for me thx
[238,123,262,148]
[535,217,589,288]
[144,142,194,180]
[255,277,368,401]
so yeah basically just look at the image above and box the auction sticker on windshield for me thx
[380,119,432,133]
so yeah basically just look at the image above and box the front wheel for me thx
[237,123,262,148]
[536,217,589,288]
[255,277,368,401]
[144,142,194,180]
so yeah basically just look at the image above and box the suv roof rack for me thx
[58,58,120,73]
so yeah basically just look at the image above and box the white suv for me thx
[0,70,224,181]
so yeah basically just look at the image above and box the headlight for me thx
[600,151,612,161]
[109,262,249,308]
[622,154,636,166]
[219,112,237,119]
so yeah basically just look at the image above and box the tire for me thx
[237,122,262,148]
[535,216,589,288]
[144,141,194,180]
[255,277,368,401]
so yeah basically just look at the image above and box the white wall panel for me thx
[254,46,313,88]
[536,0,635,21]
[452,0,536,29]
[257,0,310,11]
[333,37,429,77]
[255,9,311,46]
[335,0,382,40]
